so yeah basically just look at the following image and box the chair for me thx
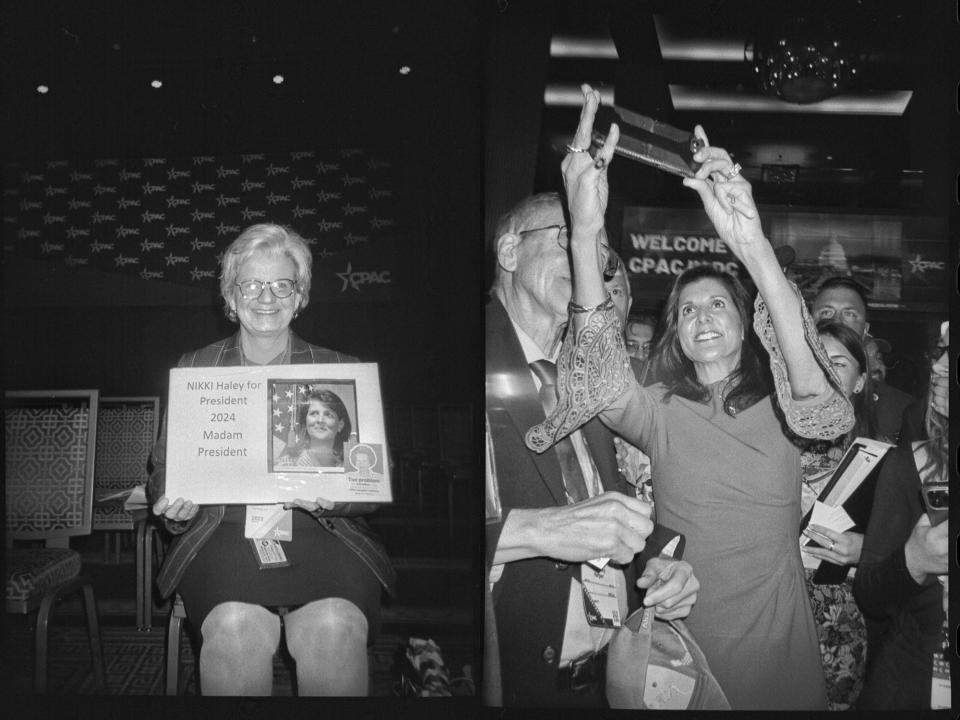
[90,396,160,628]
[4,389,106,693]
[165,594,191,695]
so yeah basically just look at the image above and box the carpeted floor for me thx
[2,621,475,697]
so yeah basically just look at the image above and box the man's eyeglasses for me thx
[235,278,298,300]
[518,224,620,279]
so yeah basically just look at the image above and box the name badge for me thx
[248,538,290,569]
[581,564,622,628]
[244,504,293,541]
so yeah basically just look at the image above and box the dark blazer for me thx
[486,298,665,707]
[872,380,916,444]
[147,331,396,599]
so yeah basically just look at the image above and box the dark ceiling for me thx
[532,0,958,211]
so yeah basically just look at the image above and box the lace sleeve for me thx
[525,303,632,453]
[753,282,854,440]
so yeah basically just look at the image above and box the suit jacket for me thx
[872,380,916,444]
[147,331,396,599]
[485,298,665,707]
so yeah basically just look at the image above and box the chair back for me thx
[92,397,160,531]
[4,390,99,546]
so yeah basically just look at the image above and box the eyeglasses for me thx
[518,224,620,279]
[235,278,297,299]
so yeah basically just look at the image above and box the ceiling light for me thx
[36,85,49,94]
[669,86,912,116]
[150,79,162,89]
[550,35,618,59]
[544,84,615,107]
[273,74,284,84]
[399,66,411,75]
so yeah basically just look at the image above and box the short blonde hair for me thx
[219,224,313,320]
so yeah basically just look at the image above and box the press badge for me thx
[581,564,622,628]
[244,504,293,541]
[249,538,291,569]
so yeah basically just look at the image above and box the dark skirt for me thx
[177,505,382,643]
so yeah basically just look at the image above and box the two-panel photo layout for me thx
[2,0,956,715]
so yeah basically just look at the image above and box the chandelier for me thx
[750,15,863,104]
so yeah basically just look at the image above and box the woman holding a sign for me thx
[526,85,854,709]
[148,223,394,696]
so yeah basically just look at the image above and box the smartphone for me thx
[922,481,949,526]
[591,105,703,178]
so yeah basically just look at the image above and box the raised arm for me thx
[682,132,827,400]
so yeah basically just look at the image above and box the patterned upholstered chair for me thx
[4,390,106,693]
[91,397,160,628]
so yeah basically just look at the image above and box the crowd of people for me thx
[484,84,949,710]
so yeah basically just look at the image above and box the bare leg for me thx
[284,597,369,696]
[198,601,281,695]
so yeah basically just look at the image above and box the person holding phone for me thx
[853,322,949,710]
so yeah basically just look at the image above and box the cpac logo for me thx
[40,242,64,254]
[265,164,290,177]
[167,168,190,181]
[165,224,190,237]
[291,177,315,189]
[68,199,93,210]
[908,254,945,275]
[344,233,368,246]
[117,197,141,209]
[369,187,392,200]
[316,190,342,203]
[336,262,391,292]
[241,179,265,192]
[241,154,265,164]
[315,162,339,174]
[64,256,89,266]
[300,236,318,246]
[266,192,290,205]
[166,196,190,208]
[241,207,266,221]
[191,238,215,251]
[290,151,314,160]
[44,185,67,196]
[216,222,241,236]
[47,160,68,168]
[367,158,389,171]
[18,229,40,239]
[94,184,117,196]
[21,172,44,183]
[192,182,215,194]
[90,240,115,253]
[370,217,394,229]
[140,239,164,252]
[94,159,119,167]
[342,203,367,216]
[342,174,365,187]
[165,253,189,266]
[190,267,217,281]
[66,227,91,239]
[19,200,42,211]
[115,254,139,267]
[142,183,166,195]
[118,169,142,181]
[116,226,140,238]
[292,205,316,218]
[69,171,93,182]
[192,156,215,165]
[216,194,240,207]
[316,219,343,233]
[91,212,115,224]
[140,268,164,280]
[315,248,338,260]
[216,166,239,178]
[340,148,362,158]
[43,213,66,224]
[143,158,166,167]
[141,210,165,223]
[191,209,215,222]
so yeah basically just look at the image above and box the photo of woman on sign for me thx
[274,385,357,470]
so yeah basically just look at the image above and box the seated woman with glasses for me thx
[147,223,395,696]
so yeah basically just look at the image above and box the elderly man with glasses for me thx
[484,191,699,707]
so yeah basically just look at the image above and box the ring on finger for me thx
[722,162,742,180]
[565,143,589,154]
[828,540,836,551]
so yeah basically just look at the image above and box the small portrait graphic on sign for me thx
[269,380,358,472]
[345,442,384,479]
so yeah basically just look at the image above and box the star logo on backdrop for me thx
[337,262,354,292]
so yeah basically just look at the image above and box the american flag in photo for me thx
[271,381,305,447]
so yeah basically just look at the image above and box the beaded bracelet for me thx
[568,293,614,314]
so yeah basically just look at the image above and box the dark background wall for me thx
[2,1,485,410]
